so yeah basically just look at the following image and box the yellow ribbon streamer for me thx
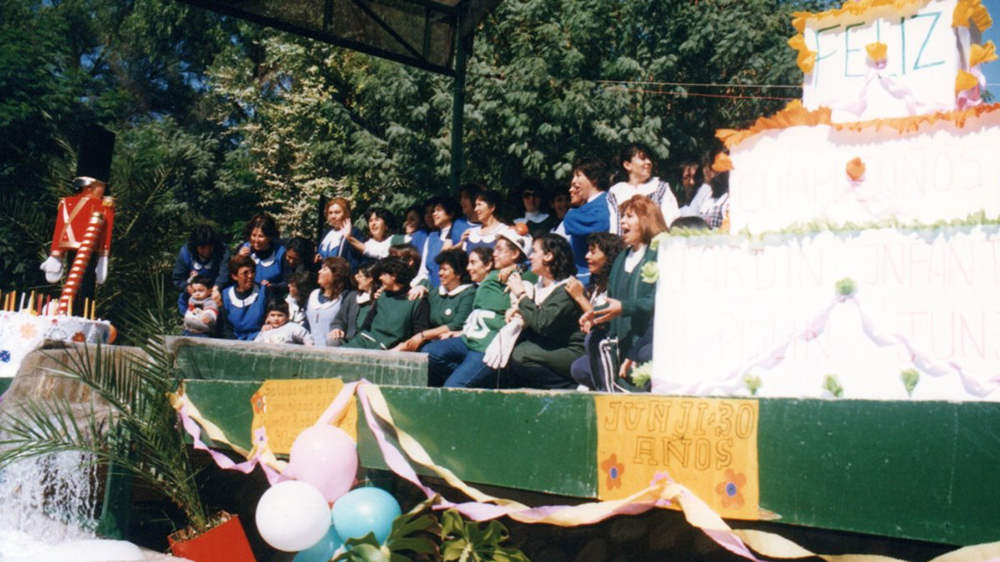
[175,383,1000,561]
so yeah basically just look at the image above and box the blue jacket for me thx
[318,226,366,270]
[221,283,269,340]
[238,242,287,289]
[563,192,610,280]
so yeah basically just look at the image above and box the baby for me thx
[254,299,312,346]
[182,275,218,337]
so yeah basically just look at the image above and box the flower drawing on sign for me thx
[0,350,10,363]
[600,454,625,490]
[19,322,38,340]
[715,468,746,509]
[251,391,267,414]
[71,331,86,343]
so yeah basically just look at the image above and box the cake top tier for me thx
[789,0,994,122]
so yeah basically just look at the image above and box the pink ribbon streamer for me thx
[688,292,1000,398]
[176,400,287,485]
[177,380,763,561]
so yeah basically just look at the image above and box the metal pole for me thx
[450,15,469,193]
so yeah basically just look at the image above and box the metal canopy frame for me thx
[175,0,500,188]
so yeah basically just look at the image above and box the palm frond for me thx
[0,336,209,532]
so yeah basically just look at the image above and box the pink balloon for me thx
[288,425,358,503]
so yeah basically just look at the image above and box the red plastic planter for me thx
[169,514,256,562]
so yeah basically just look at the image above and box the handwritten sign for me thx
[595,396,759,520]
[250,379,358,455]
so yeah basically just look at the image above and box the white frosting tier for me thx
[728,110,1000,234]
[0,312,111,378]
[651,226,1000,401]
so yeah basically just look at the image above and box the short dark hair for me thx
[670,216,710,231]
[285,236,315,260]
[431,196,461,223]
[469,247,494,270]
[242,213,280,242]
[618,143,658,173]
[571,157,610,191]
[475,189,501,210]
[435,248,471,284]
[375,256,416,287]
[389,243,421,269]
[679,160,703,186]
[534,233,576,281]
[366,206,396,233]
[710,171,730,198]
[229,254,255,275]
[586,232,627,292]
[459,183,484,201]
[266,298,289,316]
[518,177,545,198]
[187,224,220,254]
[189,274,214,289]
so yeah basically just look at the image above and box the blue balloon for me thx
[331,487,402,544]
[293,525,343,562]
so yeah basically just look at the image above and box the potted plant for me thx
[0,337,255,562]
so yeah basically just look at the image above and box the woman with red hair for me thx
[571,195,667,392]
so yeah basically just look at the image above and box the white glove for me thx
[95,256,108,284]
[40,256,63,283]
[483,318,523,369]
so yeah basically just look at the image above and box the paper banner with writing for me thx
[595,395,760,520]
[250,378,358,454]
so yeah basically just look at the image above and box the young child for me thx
[182,275,219,337]
[343,257,429,350]
[254,299,312,345]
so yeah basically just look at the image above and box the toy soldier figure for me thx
[40,126,116,316]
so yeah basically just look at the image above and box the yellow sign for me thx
[595,396,759,520]
[250,379,358,455]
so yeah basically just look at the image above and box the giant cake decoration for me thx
[653,0,1000,401]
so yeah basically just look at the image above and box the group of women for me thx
[172,143,713,392]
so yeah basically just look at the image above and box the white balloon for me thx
[255,481,331,552]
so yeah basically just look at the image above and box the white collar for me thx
[438,283,473,297]
[534,277,569,304]
[357,292,372,304]
[227,285,260,308]
[248,245,277,267]
[309,289,343,309]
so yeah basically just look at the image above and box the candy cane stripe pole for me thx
[57,213,105,316]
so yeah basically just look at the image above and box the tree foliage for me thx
[1,0,826,326]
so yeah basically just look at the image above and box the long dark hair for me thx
[287,270,316,308]
[586,232,626,294]
[534,233,576,281]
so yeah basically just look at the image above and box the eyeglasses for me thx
[522,191,538,198]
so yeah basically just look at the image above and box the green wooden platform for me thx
[156,339,1000,548]
[182,379,1000,547]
